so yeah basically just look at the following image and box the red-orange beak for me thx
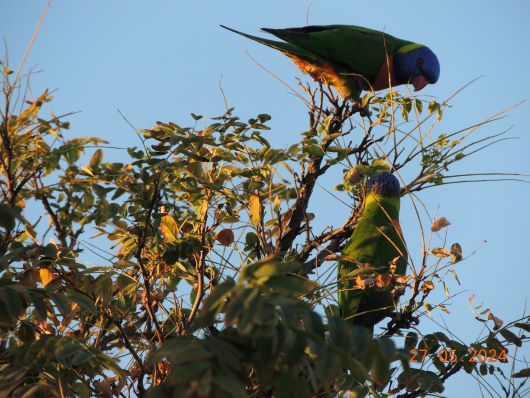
[411,75,429,91]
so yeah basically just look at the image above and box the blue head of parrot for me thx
[368,172,400,197]
[393,45,440,91]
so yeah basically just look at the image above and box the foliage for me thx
[0,57,529,398]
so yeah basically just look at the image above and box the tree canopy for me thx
[0,49,529,397]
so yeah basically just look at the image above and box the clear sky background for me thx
[2,1,529,396]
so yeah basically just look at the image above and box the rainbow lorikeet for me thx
[338,172,407,331]
[221,25,440,99]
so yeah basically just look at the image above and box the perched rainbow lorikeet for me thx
[221,25,440,100]
[338,172,407,332]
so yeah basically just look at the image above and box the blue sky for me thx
[2,1,530,396]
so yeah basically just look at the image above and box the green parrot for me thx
[221,25,440,99]
[338,172,407,331]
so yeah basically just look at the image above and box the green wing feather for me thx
[220,25,321,64]
[338,194,407,331]
[221,25,364,98]
[262,25,414,78]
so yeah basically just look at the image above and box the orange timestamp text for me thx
[410,348,507,363]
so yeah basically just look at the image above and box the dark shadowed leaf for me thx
[405,332,418,351]
[512,368,530,378]
[499,329,522,347]
[514,322,530,333]
[0,204,16,230]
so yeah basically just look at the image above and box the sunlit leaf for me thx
[160,214,179,243]
[249,194,262,227]
[421,280,434,294]
[431,248,450,258]
[431,217,450,232]
[39,267,55,287]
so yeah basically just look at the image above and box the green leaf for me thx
[17,321,36,343]
[243,259,300,281]
[89,149,103,168]
[2,66,14,75]
[70,293,97,315]
[169,360,211,385]
[405,332,418,351]
[398,369,444,393]
[315,350,342,382]
[428,100,440,114]
[192,279,235,329]
[264,275,317,297]
[418,334,440,353]
[0,286,25,320]
[377,337,396,361]
[212,374,246,398]
[70,349,95,366]
[342,357,368,384]
[50,293,71,315]
[42,243,58,258]
[303,144,324,157]
[28,291,47,320]
[94,274,113,307]
[415,99,423,114]
[0,366,28,397]
[328,316,352,351]
[350,326,372,358]
[371,346,391,386]
[0,204,16,230]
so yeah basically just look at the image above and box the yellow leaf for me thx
[280,209,293,232]
[424,303,433,317]
[215,229,234,247]
[421,280,434,294]
[443,281,449,297]
[431,217,451,232]
[81,166,94,177]
[438,304,450,314]
[39,267,54,287]
[272,196,281,213]
[451,269,461,285]
[395,275,410,284]
[159,215,179,243]
[431,248,451,258]
[249,195,263,227]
